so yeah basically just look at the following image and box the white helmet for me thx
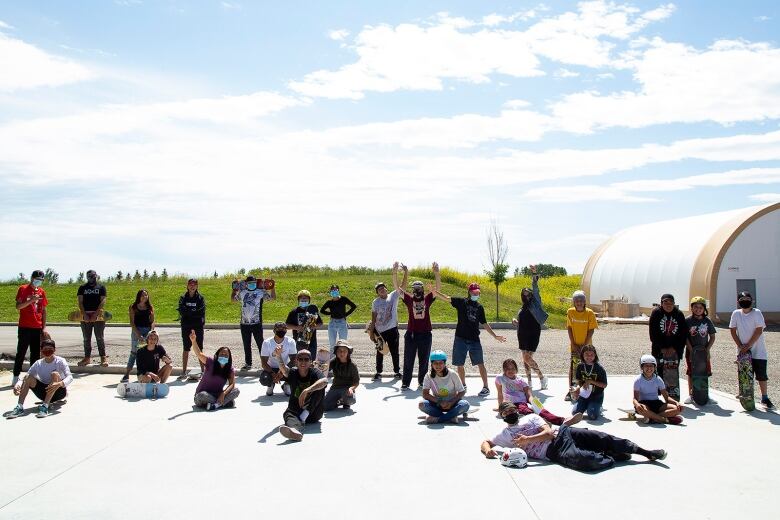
[500,448,528,468]
[640,354,656,366]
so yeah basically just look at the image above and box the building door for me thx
[736,279,757,306]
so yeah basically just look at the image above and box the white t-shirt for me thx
[372,290,400,333]
[422,370,464,402]
[259,336,297,369]
[633,374,665,401]
[729,308,767,360]
[28,355,73,387]
[491,414,551,460]
[238,289,270,325]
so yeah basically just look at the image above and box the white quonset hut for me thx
[582,202,780,324]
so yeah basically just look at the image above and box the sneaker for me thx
[240,364,252,371]
[450,416,460,424]
[265,386,274,396]
[762,397,775,409]
[637,415,650,424]
[611,452,631,462]
[372,373,381,381]
[393,372,402,379]
[478,387,490,397]
[36,404,49,418]
[564,392,572,402]
[279,425,303,441]
[400,385,410,391]
[417,384,423,391]
[178,373,189,381]
[684,396,694,405]
[11,376,19,386]
[667,416,683,425]
[120,375,129,383]
[205,403,216,411]
[223,400,235,408]
[540,376,548,390]
[4,404,24,418]
[648,449,667,461]
[282,383,291,396]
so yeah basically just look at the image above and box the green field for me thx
[1,269,581,328]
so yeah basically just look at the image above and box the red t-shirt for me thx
[16,284,48,329]
[402,292,435,333]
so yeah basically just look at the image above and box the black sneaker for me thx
[762,397,775,409]
[372,373,381,381]
[564,392,572,402]
[401,385,410,391]
[393,372,402,379]
[648,449,667,461]
[609,452,631,462]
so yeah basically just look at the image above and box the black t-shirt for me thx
[320,297,357,320]
[286,366,325,413]
[516,306,541,347]
[77,283,106,311]
[451,297,486,341]
[574,362,608,397]
[649,307,687,357]
[136,345,167,375]
[132,306,152,328]
[178,292,206,327]
[286,305,323,347]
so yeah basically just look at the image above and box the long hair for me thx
[579,344,599,363]
[502,358,519,373]
[131,289,154,314]
[212,347,233,379]
[429,364,449,378]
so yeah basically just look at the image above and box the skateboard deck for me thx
[187,368,202,381]
[736,351,755,411]
[661,354,681,401]
[570,352,581,385]
[232,279,275,291]
[618,407,638,421]
[365,328,389,355]
[690,346,709,405]
[116,382,170,399]
[68,310,113,322]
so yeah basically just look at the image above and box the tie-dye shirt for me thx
[495,374,530,404]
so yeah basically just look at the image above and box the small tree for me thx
[237,267,246,276]
[161,268,168,281]
[17,272,27,283]
[150,270,158,282]
[133,270,141,281]
[143,269,149,280]
[125,272,132,281]
[67,278,74,284]
[213,270,219,279]
[44,268,59,284]
[77,272,85,283]
[116,270,123,282]
[518,263,567,278]
[484,220,510,321]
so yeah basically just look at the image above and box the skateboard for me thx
[661,353,681,401]
[186,368,202,381]
[365,327,389,355]
[116,382,170,399]
[569,352,581,385]
[68,310,113,322]
[232,279,275,291]
[736,351,755,412]
[313,346,331,375]
[690,345,709,405]
[618,407,639,421]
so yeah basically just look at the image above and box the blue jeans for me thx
[328,318,348,349]
[572,393,604,420]
[420,399,470,422]
[452,336,484,366]
[127,326,151,369]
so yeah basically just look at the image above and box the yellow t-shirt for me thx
[566,307,598,346]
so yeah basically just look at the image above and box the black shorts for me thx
[181,326,204,352]
[752,359,769,382]
[31,380,67,402]
[638,399,664,414]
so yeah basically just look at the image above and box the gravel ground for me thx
[2,322,778,399]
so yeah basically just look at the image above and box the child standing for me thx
[729,291,773,409]
[565,290,597,400]
[632,354,683,424]
[572,345,608,420]
[684,296,717,405]
[495,359,581,426]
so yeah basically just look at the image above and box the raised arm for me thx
[433,262,441,292]
[188,329,208,365]
[432,287,451,303]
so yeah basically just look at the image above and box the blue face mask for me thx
[32,279,43,288]
[330,290,340,298]
[247,283,257,291]
[299,301,310,308]
[217,356,229,366]
[470,295,480,302]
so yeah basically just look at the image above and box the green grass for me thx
[0,270,581,328]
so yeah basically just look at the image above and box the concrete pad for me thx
[0,372,778,519]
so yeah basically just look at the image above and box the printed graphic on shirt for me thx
[689,323,709,338]
[465,303,479,323]
[660,315,679,336]
[412,299,427,320]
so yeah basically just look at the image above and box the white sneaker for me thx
[684,396,694,405]
[282,383,291,396]
[540,376,549,390]
[279,425,303,441]
[266,385,274,396]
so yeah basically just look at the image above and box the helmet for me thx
[429,350,447,362]
[297,289,311,299]
[468,282,480,292]
[500,448,528,468]
[690,296,707,307]
[572,290,586,301]
[640,354,656,366]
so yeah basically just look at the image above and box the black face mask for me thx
[274,330,286,338]
[739,300,752,309]
[503,412,519,424]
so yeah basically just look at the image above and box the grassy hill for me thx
[0,268,581,328]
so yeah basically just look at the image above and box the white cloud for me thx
[220,2,241,10]
[524,185,657,203]
[554,68,580,78]
[289,1,670,99]
[754,15,771,22]
[328,29,350,41]
[0,32,95,91]
[749,192,780,202]
[0,20,15,30]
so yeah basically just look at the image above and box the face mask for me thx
[32,279,43,288]
[299,301,310,308]
[503,412,519,424]
[330,290,340,298]
[87,277,97,285]
[470,295,480,302]
[274,330,286,338]
[42,349,55,357]
[247,283,257,291]
[739,300,752,309]
[217,356,229,366]
[413,287,423,297]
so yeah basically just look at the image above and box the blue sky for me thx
[1,1,779,280]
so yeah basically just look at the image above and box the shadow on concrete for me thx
[382,389,421,401]
[681,403,734,419]
[168,406,201,420]
[252,394,288,406]
[258,422,323,444]
[323,407,356,419]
